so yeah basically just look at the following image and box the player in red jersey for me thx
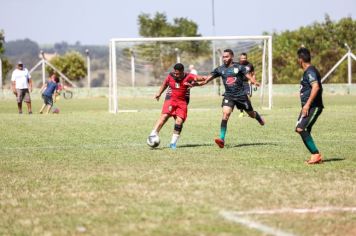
[148,63,204,149]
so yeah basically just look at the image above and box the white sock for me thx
[170,133,180,144]
[150,130,158,136]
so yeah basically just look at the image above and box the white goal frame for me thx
[109,35,273,113]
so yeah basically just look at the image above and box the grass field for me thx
[0,94,356,235]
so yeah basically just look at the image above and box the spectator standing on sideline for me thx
[11,61,32,114]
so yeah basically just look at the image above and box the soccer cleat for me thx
[306,153,323,164]
[215,138,225,148]
[258,116,265,126]
[169,143,177,150]
[239,112,244,118]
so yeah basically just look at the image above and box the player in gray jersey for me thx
[200,49,265,148]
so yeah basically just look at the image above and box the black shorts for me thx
[296,107,323,131]
[42,94,53,106]
[221,95,254,112]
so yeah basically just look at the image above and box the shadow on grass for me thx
[322,157,345,163]
[148,143,213,150]
[178,143,213,148]
[229,142,278,148]
[149,142,276,150]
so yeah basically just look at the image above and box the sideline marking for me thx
[220,207,356,236]
[227,207,356,216]
[220,211,295,236]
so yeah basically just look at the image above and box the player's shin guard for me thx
[174,124,182,134]
[220,119,228,140]
[299,130,319,154]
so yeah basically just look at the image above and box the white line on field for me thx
[220,207,356,236]
[228,207,356,215]
[220,211,295,236]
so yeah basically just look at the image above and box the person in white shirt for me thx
[188,64,198,75]
[11,61,33,114]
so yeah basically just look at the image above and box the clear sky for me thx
[1,0,355,45]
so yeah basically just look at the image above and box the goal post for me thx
[109,35,273,113]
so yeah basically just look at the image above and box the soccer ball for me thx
[147,134,160,148]
[52,108,60,114]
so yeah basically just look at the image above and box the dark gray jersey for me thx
[300,66,323,108]
[211,62,251,97]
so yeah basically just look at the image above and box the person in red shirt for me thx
[148,63,204,149]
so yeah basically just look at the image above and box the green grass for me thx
[0,95,355,235]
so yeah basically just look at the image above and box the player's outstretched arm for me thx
[39,83,47,94]
[184,75,208,87]
[201,75,217,86]
[155,83,168,101]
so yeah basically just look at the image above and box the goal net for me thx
[109,36,272,113]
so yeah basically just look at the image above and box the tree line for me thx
[1,14,355,85]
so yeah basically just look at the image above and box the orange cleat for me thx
[215,138,225,148]
[306,153,323,164]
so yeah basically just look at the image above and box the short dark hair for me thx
[54,77,60,83]
[174,63,184,71]
[224,49,234,56]
[240,52,247,57]
[297,47,311,63]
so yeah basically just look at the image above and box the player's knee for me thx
[174,124,183,133]
[295,127,303,133]
[223,112,231,120]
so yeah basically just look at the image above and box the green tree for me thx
[136,12,210,82]
[47,51,86,82]
[4,38,40,68]
[272,15,356,84]
[0,30,13,84]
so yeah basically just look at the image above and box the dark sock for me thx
[220,119,228,140]
[299,130,319,154]
[255,111,263,123]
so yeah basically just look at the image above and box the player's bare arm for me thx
[39,83,47,94]
[302,82,320,117]
[29,79,33,93]
[185,75,208,87]
[12,81,17,95]
[246,73,260,87]
[155,83,168,101]
[198,75,214,86]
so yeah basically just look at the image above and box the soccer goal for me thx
[109,36,273,113]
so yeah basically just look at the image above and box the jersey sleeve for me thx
[306,70,318,84]
[25,68,31,79]
[210,67,221,79]
[163,75,170,86]
[238,65,249,75]
[188,73,197,82]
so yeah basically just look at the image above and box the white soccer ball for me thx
[147,134,160,148]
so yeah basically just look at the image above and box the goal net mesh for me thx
[109,36,272,112]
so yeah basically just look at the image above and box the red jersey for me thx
[163,72,197,102]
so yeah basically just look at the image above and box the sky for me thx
[1,0,355,45]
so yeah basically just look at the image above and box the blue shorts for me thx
[42,94,53,106]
